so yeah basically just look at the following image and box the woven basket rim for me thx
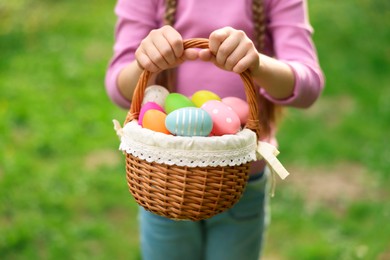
[119,120,258,167]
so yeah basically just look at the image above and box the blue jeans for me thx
[139,169,270,260]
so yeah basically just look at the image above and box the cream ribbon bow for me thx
[256,141,290,196]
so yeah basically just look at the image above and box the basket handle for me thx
[124,38,262,139]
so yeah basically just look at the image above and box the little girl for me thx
[105,0,324,259]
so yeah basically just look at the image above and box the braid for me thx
[252,0,282,137]
[164,0,177,26]
[252,0,266,51]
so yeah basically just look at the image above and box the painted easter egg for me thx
[201,100,241,136]
[191,90,221,107]
[139,102,165,126]
[142,109,170,134]
[164,93,196,114]
[221,97,249,125]
[165,107,213,137]
[142,85,170,107]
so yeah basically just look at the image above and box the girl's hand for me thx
[199,27,260,75]
[135,25,198,72]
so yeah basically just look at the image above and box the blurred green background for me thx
[0,0,389,259]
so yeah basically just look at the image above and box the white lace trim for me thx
[114,120,258,167]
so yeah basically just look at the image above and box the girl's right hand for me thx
[135,25,198,72]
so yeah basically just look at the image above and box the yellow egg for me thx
[191,90,221,107]
[142,109,170,134]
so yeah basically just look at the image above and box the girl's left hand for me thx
[199,27,260,75]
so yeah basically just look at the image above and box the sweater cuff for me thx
[260,61,323,108]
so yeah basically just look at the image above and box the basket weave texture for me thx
[123,38,263,221]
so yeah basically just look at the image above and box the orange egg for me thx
[142,109,170,134]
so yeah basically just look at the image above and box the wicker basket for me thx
[121,38,263,221]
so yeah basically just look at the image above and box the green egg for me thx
[164,93,196,114]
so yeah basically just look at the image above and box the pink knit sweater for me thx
[105,0,324,109]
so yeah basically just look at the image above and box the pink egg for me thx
[201,100,241,136]
[222,97,249,125]
[139,102,165,126]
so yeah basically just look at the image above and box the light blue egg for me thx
[165,107,213,137]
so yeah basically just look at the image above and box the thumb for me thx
[183,48,199,61]
[198,49,213,62]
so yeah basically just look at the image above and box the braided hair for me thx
[164,0,177,26]
[159,0,280,137]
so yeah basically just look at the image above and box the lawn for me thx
[1,0,389,259]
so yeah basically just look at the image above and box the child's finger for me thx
[146,41,170,70]
[137,51,160,72]
[215,35,240,68]
[209,29,229,56]
[161,26,184,59]
[152,37,176,67]
[224,47,247,71]
[232,50,259,74]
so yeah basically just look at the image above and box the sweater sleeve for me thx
[105,0,160,108]
[261,0,325,108]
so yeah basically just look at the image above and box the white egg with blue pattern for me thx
[165,107,213,137]
[142,85,170,107]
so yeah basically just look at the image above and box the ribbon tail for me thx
[270,168,277,197]
[257,141,290,180]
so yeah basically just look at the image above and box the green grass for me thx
[1,0,389,259]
